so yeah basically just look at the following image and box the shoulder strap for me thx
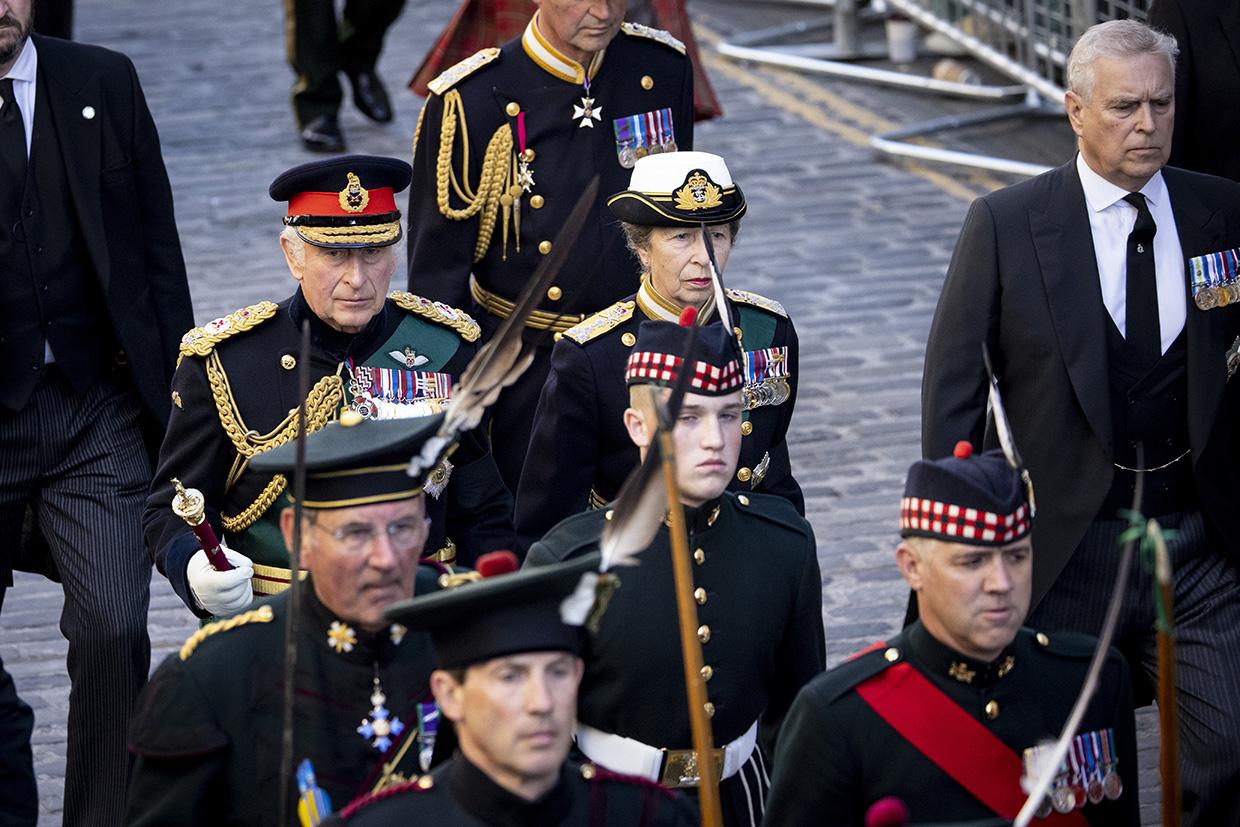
[856,661,1087,824]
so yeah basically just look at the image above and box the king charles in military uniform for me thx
[515,151,802,552]
[526,320,824,827]
[763,444,1140,826]
[144,156,513,620]
[127,415,468,826]
[323,550,696,826]
[405,0,697,493]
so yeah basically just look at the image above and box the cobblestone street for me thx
[0,0,1161,822]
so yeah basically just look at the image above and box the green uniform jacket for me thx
[763,621,1141,826]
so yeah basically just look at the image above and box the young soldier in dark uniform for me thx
[763,445,1140,826]
[525,320,825,827]
[126,414,467,826]
[516,151,802,552]
[144,156,513,620]
[406,0,696,493]
[326,548,695,826]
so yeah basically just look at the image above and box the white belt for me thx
[576,720,758,788]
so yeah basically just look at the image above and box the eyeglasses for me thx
[312,516,431,554]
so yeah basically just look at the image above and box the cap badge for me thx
[674,171,723,212]
[339,171,370,213]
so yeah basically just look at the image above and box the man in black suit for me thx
[922,19,1240,826]
[0,2,193,822]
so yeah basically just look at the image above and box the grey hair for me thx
[1067,19,1178,105]
[619,220,743,277]
[279,225,406,267]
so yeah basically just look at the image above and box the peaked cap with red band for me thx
[900,441,1032,546]
[625,317,742,396]
[269,155,411,248]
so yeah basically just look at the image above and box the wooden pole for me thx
[1152,521,1181,827]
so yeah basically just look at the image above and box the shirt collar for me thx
[635,276,717,324]
[906,619,1017,687]
[521,12,606,84]
[1076,151,1168,213]
[5,37,37,85]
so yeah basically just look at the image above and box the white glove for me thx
[187,545,255,617]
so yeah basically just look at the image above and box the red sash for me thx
[856,656,1088,825]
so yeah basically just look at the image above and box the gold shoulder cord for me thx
[179,604,275,660]
[205,354,346,532]
[435,90,513,262]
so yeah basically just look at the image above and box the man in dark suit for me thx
[1147,0,1240,182]
[922,19,1240,826]
[0,3,193,823]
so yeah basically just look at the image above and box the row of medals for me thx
[617,138,678,170]
[1195,279,1240,311]
[1021,736,1122,816]
[743,377,792,411]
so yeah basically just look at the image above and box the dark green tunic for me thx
[762,621,1141,826]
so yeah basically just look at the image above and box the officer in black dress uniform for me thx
[126,414,469,826]
[515,151,802,552]
[406,0,696,493]
[144,156,513,620]
[763,444,1141,827]
[525,320,825,827]
[324,548,696,826]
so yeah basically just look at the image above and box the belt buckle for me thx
[659,748,724,788]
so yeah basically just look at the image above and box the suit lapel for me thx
[33,37,108,291]
[1166,169,1230,461]
[1030,162,1114,454]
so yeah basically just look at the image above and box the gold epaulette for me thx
[389,291,481,342]
[427,47,501,96]
[178,302,279,367]
[179,604,275,660]
[621,22,686,55]
[725,288,787,318]
[560,301,637,344]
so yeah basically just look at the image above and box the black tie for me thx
[1123,192,1161,367]
[0,78,27,186]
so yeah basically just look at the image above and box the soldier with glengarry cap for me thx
[127,413,467,827]
[525,318,824,827]
[324,549,696,826]
[143,155,514,622]
[763,444,1141,827]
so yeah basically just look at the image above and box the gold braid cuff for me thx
[180,605,274,660]
[435,89,512,262]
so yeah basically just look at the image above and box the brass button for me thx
[737,467,752,482]
[580,763,596,779]
[884,647,900,662]
[741,421,753,436]
[539,240,552,255]
[703,702,715,717]
[605,510,614,521]
[693,548,705,565]
[697,625,711,643]
[530,194,545,209]
[734,326,743,342]
[700,665,713,681]
[417,775,435,789]
[522,148,536,162]
[281,354,296,370]
[694,587,707,605]
[641,75,654,90]
[622,332,636,347]
[340,409,364,427]
[985,700,999,720]
[1036,632,1049,646]
[547,286,562,301]
[505,101,520,116]
[737,495,750,506]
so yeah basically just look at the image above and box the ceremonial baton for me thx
[170,478,234,571]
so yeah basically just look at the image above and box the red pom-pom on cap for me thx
[953,440,974,459]
[864,796,909,827]
[678,306,698,327]
[476,550,519,579]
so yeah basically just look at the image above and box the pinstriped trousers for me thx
[1027,510,1240,827]
[0,367,152,827]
